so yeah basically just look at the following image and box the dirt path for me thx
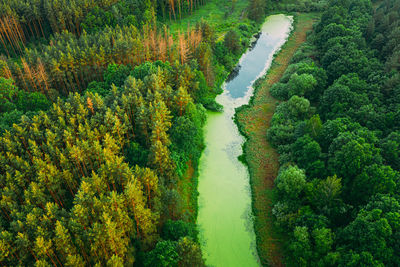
[236,13,319,266]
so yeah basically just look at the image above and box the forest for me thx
[0,0,268,266]
[1,0,399,266]
[267,0,400,266]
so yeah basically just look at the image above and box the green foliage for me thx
[0,78,18,112]
[307,175,342,212]
[144,241,179,267]
[352,165,398,205]
[248,0,266,22]
[267,123,296,148]
[275,165,307,200]
[224,29,241,55]
[272,61,327,103]
[287,73,317,98]
[162,220,198,241]
[292,135,325,178]
[171,117,202,154]
[81,6,118,34]
[270,82,289,100]
[0,77,50,131]
[85,81,108,96]
[287,95,311,119]
[131,61,172,81]
[275,0,328,13]
[380,132,400,171]
[214,42,235,70]
[0,60,210,265]
[125,142,149,167]
[144,237,204,267]
[104,63,131,87]
[340,197,399,266]
[268,1,400,266]
[176,237,205,267]
[329,136,379,180]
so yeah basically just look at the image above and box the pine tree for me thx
[174,86,192,116]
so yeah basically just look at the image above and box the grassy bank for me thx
[235,12,319,266]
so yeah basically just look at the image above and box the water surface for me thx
[197,14,293,267]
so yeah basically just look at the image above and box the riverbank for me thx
[197,14,292,267]
[235,12,319,266]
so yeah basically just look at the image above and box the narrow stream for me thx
[196,14,293,267]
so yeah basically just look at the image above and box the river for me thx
[196,14,293,267]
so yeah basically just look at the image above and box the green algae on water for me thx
[196,14,293,267]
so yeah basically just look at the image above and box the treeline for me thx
[157,0,209,21]
[1,23,214,100]
[0,0,119,49]
[0,11,260,115]
[0,0,258,105]
[267,0,400,266]
[247,0,327,22]
[0,0,211,56]
[0,60,208,266]
[275,0,327,13]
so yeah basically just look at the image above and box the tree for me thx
[177,237,205,267]
[270,82,289,100]
[380,132,400,171]
[170,116,201,155]
[312,227,334,257]
[268,0,400,265]
[287,95,311,119]
[248,0,266,22]
[289,226,312,265]
[352,165,398,205]
[292,135,324,177]
[287,73,317,98]
[162,220,198,241]
[0,4,213,267]
[275,165,307,200]
[174,86,192,116]
[144,241,179,267]
[341,208,395,266]
[306,175,346,222]
[267,123,296,148]
[329,137,378,182]
[306,115,323,139]
[104,64,131,87]
[224,29,241,55]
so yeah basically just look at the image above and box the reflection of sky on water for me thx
[226,32,279,98]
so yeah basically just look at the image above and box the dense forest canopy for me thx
[0,62,207,265]
[268,0,400,266]
[0,0,210,43]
